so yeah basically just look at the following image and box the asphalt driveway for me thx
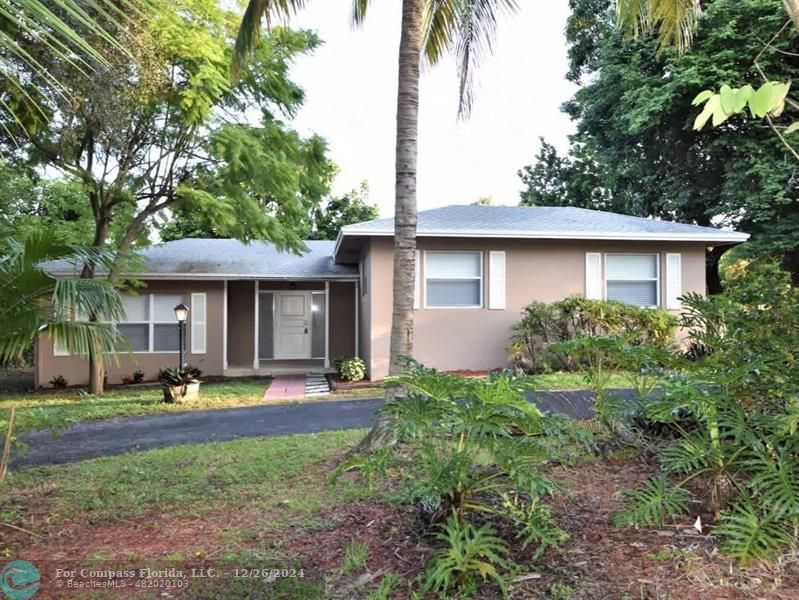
[13,389,636,468]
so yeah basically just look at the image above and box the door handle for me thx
[304,327,308,334]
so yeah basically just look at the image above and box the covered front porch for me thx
[222,279,359,376]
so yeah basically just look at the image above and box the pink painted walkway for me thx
[263,374,306,401]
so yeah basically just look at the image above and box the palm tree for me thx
[232,0,519,449]
[0,231,125,368]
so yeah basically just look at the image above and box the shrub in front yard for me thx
[337,356,366,382]
[159,366,202,403]
[334,360,592,595]
[508,295,677,373]
[584,263,799,563]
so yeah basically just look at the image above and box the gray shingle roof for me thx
[45,239,357,279]
[340,205,749,242]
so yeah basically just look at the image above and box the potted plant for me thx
[159,366,202,403]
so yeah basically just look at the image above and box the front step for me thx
[304,374,330,397]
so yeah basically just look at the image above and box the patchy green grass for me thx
[0,379,383,434]
[1,429,369,526]
[531,370,632,391]
[0,379,271,433]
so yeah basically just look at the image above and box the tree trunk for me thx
[358,0,422,452]
[84,212,110,395]
[782,247,799,287]
[706,245,728,295]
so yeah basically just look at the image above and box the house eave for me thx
[336,229,750,244]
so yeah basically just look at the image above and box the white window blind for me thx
[605,254,659,307]
[585,252,602,299]
[425,251,482,308]
[488,251,506,309]
[665,253,682,309]
[117,293,186,353]
[191,293,207,354]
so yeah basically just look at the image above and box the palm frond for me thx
[232,0,309,80]
[616,0,702,54]
[350,0,372,26]
[743,444,799,518]
[424,0,519,118]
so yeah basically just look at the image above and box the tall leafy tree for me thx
[160,182,378,241]
[1,0,336,393]
[307,183,378,241]
[233,0,519,449]
[520,0,799,291]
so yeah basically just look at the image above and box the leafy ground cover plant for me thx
[334,360,593,596]
[509,295,677,373]
[579,262,799,563]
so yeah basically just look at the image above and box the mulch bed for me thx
[3,458,798,599]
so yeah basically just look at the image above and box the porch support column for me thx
[354,280,359,358]
[223,280,228,371]
[253,280,259,370]
[324,281,330,368]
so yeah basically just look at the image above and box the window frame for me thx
[603,252,661,308]
[119,293,186,354]
[423,250,484,309]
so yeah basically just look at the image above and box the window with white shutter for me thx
[191,293,207,354]
[605,254,660,307]
[665,253,682,309]
[413,250,420,309]
[585,252,603,299]
[488,251,506,309]
[424,251,483,308]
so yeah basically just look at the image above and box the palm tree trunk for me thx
[83,211,110,395]
[358,0,421,452]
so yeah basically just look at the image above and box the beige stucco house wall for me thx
[362,237,708,381]
[36,280,226,388]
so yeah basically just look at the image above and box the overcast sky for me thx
[287,1,578,217]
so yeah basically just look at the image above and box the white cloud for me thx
[289,0,578,216]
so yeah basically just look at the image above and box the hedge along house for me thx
[37,205,749,387]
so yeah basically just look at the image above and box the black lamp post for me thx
[173,303,190,369]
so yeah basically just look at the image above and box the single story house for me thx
[36,205,749,387]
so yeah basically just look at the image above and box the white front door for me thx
[275,292,311,359]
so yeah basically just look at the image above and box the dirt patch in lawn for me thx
[528,458,799,600]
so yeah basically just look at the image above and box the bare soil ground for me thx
[4,457,798,599]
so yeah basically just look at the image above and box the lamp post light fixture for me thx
[174,303,190,369]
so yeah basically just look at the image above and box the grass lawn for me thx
[0,378,383,433]
[530,370,631,390]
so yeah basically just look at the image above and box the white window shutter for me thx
[488,251,506,309]
[585,252,603,299]
[191,293,207,354]
[413,250,420,309]
[666,253,682,309]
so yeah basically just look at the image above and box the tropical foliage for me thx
[0,232,124,364]
[509,295,677,373]
[334,361,590,594]
[566,263,799,562]
[520,0,799,289]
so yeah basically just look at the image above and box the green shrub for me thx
[508,295,678,373]
[602,266,799,563]
[337,356,366,382]
[335,360,588,595]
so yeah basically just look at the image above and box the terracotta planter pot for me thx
[162,381,200,403]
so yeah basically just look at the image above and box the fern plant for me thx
[336,361,590,595]
[613,475,692,528]
[714,498,795,562]
[423,516,510,596]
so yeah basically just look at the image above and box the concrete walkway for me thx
[263,374,307,401]
[13,389,636,469]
